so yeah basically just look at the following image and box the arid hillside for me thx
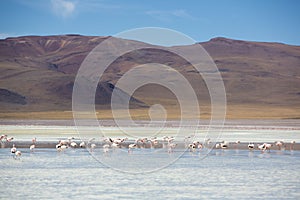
[0,35,299,119]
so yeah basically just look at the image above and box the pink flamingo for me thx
[264,143,272,152]
[290,140,296,151]
[29,144,35,152]
[275,141,284,150]
[128,143,137,153]
[14,151,22,159]
[6,137,14,142]
[0,134,7,142]
[30,137,36,152]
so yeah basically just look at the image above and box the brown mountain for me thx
[0,35,299,119]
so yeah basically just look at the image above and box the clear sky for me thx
[0,0,299,45]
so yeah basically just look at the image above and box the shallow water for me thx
[1,120,300,199]
[1,148,299,199]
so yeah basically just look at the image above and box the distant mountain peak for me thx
[208,37,247,44]
[209,37,232,41]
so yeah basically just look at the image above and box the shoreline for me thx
[1,119,300,129]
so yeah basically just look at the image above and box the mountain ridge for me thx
[0,35,299,119]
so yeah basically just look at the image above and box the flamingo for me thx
[103,144,110,153]
[56,143,61,149]
[111,143,120,148]
[79,141,86,148]
[189,141,203,152]
[166,137,174,144]
[112,138,122,144]
[90,143,96,151]
[104,137,113,144]
[248,143,255,150]
[29,144,35,152]
[258,143,265,151]
[258,143,272,152]
[30,137,36,152]
[188,143,196,152]
[6,137,14,142]
[128,143,137,153]
[167,142,177,153]
[275,141,284,150]
[290,140,296,151]
[220,141,228,149]
[59,140,69,146]
[56,142,68,152]
[215,141,228,149]
[0,134,7,142]
[14,151,21,159]
[88,138,96,150]
[60,145,68,151]
[264,143,272,152]
[110,137,128,146]
[162,136,176,152]
[11,144,17,153]
[70,142,78,148]
[197,143,203,150]
[150,137,159,148]
[135,138,146,148]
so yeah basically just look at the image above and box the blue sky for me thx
[0,0,299,45]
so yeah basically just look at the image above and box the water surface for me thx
[1,119,299,199]
[1,148,299,199]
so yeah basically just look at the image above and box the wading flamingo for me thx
[70,142,78,148]
[90,143,96,151]
[168,142,177,153]
[11,144,17,153]
[30,137,36,152]
[103,144,110,153]
[128,143,137,153]
[248,143,254,150]
[79,141,86,148]
[6,137,14,142]
[0,134,7,142]
[14,151,21,159]
[275,140,285,150]
[290,140,296,151]
[29,144,35,152]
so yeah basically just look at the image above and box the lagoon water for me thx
[1,119,300,199]
[1,148,300,199]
